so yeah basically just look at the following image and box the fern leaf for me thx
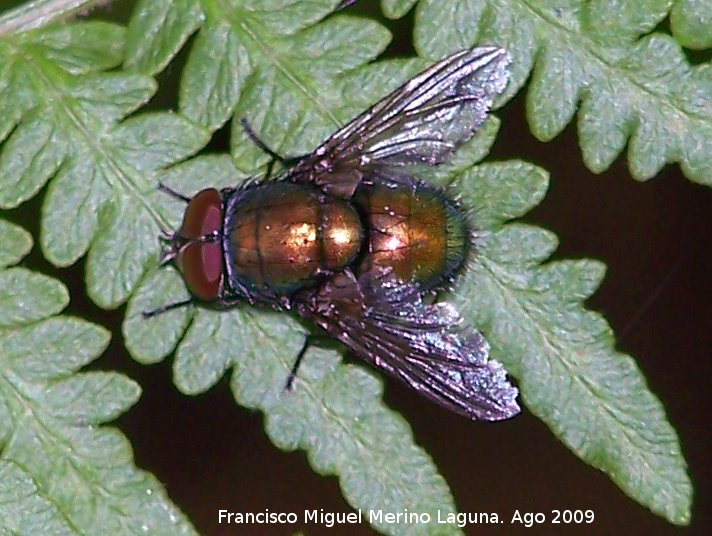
[0,22,210,308]
[118,2,691,528]
[0,1,693,532]
[452,162,692,525]
[410,0,712,186]
[671,0,712,49]
[0,220,197,535]
[382,0,418,19]
[0,218,31,269]
[124,0,392,144]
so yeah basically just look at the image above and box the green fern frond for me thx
[0,220,197,535]
[124,0,392,159]
[0,1,696,533]
[671,0,712,49]
[409,0,712,186]
[0,21,210,307]
[454,161,691,525]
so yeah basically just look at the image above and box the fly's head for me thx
[161,188,225,302]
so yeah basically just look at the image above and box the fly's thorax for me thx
[355,181,470,290]
[224,182,363,298]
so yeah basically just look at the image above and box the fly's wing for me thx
[295,269,520,421]
[290,47,511,198]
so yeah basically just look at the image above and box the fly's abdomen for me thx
[356,181,470,290]
[227,182,362,296]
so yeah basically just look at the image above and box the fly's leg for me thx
[142,298,194,318]
[141,292,246,319]
[285,334,331,390]
[285,336,311,390]
[157,181,191,202]
[240,118,306,180]
[240,118,287,163]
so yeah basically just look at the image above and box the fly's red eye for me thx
[176,188,223,301]
[177,242,222,301]
[180,188,222,239]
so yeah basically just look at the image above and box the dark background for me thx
[3,1,711,535]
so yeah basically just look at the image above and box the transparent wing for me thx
[295,269,520,421]
[290,47,511,197]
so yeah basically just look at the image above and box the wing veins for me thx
[328,48,506,154]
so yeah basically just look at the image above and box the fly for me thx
[145,47,520,421]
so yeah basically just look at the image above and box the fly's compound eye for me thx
[176,188,224,301]
[177,242,222,301]
[180,188,223,238]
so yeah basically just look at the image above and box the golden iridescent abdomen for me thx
[355,181,469,289]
